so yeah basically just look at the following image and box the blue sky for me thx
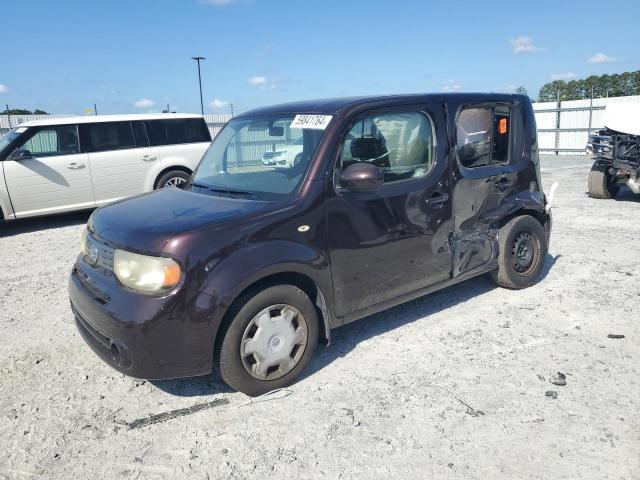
[1,0,638,115]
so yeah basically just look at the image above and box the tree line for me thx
[2,108,49,115]
[538,70,640,102]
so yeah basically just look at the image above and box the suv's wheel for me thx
[155,170,191,189]
[216,285,319,396]
[588,163,619,199]
[490,215,548,289]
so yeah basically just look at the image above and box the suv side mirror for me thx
[9,149,33,161]
[340,162,383,192]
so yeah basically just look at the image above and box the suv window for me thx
[340,112,435,183]
[20,125,80,157]
[457,106,511,168]
[86,122,135,152]
[146,119,211,146]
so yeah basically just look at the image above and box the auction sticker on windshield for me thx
[290,115,333,130]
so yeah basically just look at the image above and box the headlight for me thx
[113,249,182,293]
[80,228,88,256]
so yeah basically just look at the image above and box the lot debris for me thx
[457,398,485,417]
[549,372,567,386]
[124,398,230,429]
[607,334,625,339]
[545,391,558,400]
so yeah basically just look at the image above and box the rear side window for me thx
[146,119,211,146]
[86,122,135,152]
[457,106,511,168]
[131,121,149,147]
[340,112,435,183]
[19,125,80,157]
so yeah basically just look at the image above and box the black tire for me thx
[490,215,548,290]
[588,163,619,199]
[155,170,191,189]
[216,285,319,396]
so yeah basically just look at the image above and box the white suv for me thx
[0,114,211,220]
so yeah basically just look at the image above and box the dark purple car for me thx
[69,93,552,395]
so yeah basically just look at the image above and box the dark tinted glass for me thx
[146,119,211,146]
[86,122,135,152]
[132,121,149,147]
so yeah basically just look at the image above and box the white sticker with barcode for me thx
[290,114,333,130]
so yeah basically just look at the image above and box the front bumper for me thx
[69,258,217,379]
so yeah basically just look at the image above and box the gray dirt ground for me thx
[0,155,638,480]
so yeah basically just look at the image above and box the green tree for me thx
[538,70,640,101]
[515,86,528,95]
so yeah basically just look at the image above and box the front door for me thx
[325,105,452,318]
[3,124,95,218]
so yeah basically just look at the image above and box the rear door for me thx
[325,103,453,317]
[3,124,95,217]
[449,100,521,276]
[83,121,158,204]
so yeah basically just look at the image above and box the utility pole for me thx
[191,56,206,115]
[230,103,234,117]
[5,104,10,129]
[94,103,98,116]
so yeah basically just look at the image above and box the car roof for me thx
[18,113,204,127]
[239,93,527,117]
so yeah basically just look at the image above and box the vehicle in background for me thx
[69,93,552,396]
[586,104,640,199]
[262,137,304,166]
[0,114,211,220]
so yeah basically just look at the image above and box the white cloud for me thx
[587,53,617,64]
[0,83,8,94]
[134,98,155,108]
[248,75,267,87]
[209,98,229,110]
[510,36,540,54]
[442,81,461,92]
[550,72,577,81]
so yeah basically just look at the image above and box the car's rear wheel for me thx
[155,170,191,189]
[490,215,548,289]
[216,284,319,396]
[588,163,619,199]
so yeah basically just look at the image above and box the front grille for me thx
[84,234,115,272]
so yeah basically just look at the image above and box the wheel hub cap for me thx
[240,304,308,380]
[164,177,187,188]
[512,231,535,273]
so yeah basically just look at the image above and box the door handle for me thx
[142,155,158,162]
[67,163,86,170]
[494,177,513,190]
[427,192,449,208]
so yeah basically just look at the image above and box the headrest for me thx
[350,137,387,160]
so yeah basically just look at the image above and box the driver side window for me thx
[20,125,80,157]
[340,112,435,183]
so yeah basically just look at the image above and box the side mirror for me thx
[9,149,32,161]
[340,162,383,192]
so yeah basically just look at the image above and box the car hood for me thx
[90,188,275,253]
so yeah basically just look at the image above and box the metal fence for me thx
[533,95,640,154]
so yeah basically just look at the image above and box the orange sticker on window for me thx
[499,118,508,134]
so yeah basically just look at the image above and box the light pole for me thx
[191,56,206,115]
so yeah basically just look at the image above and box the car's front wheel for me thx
[588,163,619,199]
[216,284,319,396]
[155,170,191,189]
[491,215,548,289]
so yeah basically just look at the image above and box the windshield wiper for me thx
[191,182,254,197]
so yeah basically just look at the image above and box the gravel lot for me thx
[1,155,638,480]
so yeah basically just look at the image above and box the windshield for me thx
[191,115,327,200]
[0,128,26,154]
